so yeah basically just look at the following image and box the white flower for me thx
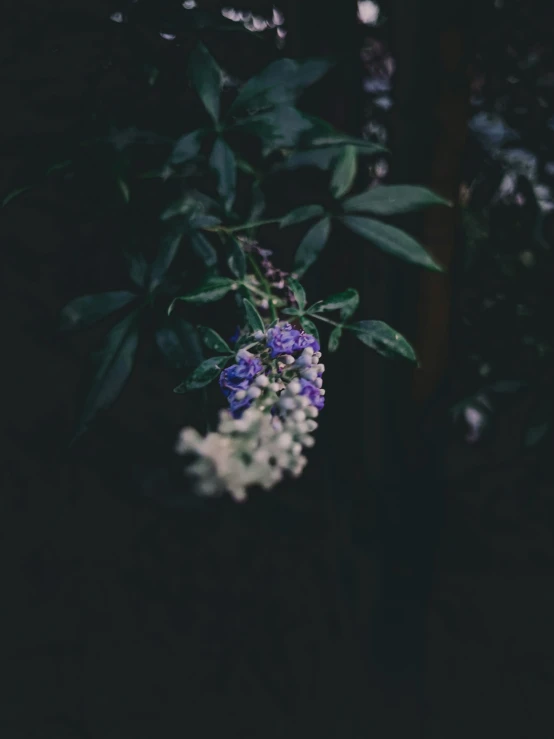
[176,320,326,501]
[300,368,318,382]
[287,379,301,395]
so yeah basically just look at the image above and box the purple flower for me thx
[219,355,263,397]
[295,332,320,353]
[266,323,320,357]
[228,391,254,417]
[299,378,325,410]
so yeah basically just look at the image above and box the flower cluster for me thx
[176,322,326,500]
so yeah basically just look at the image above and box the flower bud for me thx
[277,432,293,449]
[271,417,283,433]
[301,368,318,382]
[319,389,326,396]
[247,386,262,399]
[301,435,315,448]
[314,378,323,388]
[315,364,325,374]
[255,374,269,387]
[237,348,254,361]
[305,406,319,418]
[254,448,270,464]
[292,409,306,423]
[253,330,265,340]
[280,397,296,411]
[291,442,302,456]
[297,395,310,408]
[284,354,295,365]
[288,379,301,395]
[234,390,246,400]
[305,419,318,432]
[270,382,281,393]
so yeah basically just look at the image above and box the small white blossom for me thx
[280,397,296,411]
[301,368,318,382]
[288,379,301,395]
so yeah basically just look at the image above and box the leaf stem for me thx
[306,312,343,328]
[203,217,282,233]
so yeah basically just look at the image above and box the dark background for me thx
[1,1,553,737]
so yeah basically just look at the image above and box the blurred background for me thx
[1,0,554,737]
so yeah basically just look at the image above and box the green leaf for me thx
[293,218,331,276]
[188,43,222,122]
[2,185,33,207]
[170,130,204,165]
[233,106,313,154]
[190,214,221,229]
[328,326,343,352]
[191,231,217,267]
[275,146,341,173]
[280,204,325,228]
[197,326,232,354]
[282,307,302,316]
[174,355,230,393]
[287,277,306,311]
[126,253,149,289]
[228,238,246,279]
[249,181,266,221]
[235,158,257,176]
[309,288,359,314]
[243,298,265,333]
[74,311,139,439]
[343,185,450,215]
[331,145,357,199]
[341,215,443,271]
[156,320,204,369]
[300,317,320,344]
[308,136,386,154]
[210,137,236,211]
[169,277,236,311]
[59,291,137,331]
[149,220,186,290]
[229,58,333,114]
[349,320,417,362]
[117,178,130,203]
[340,290,360,321]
